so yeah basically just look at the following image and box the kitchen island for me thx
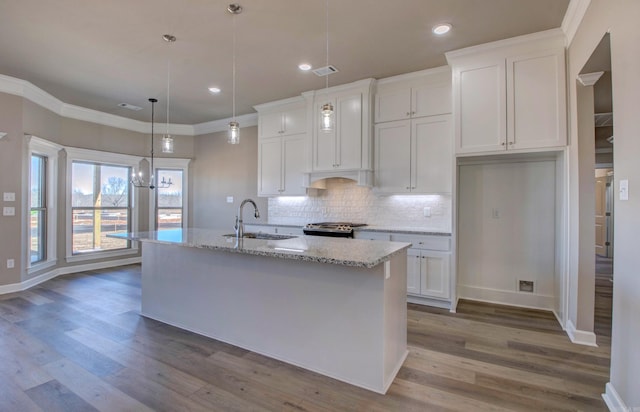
[114,228,410,394]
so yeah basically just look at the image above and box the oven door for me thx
[303,229,354,238]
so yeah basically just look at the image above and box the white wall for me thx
[569,0,640,408]
[458,160,557,310]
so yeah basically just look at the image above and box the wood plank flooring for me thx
[0,265,610,411]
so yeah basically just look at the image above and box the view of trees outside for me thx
[72,162,130,253]
[155,169,183,230]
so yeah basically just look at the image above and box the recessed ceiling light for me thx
[432,23,452,35]
[208,87,221,94]
[298,63,312,71]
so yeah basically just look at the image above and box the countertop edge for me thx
[245,223,451,236]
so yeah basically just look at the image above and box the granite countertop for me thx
[244,222,451,236]
[112,228,411,269]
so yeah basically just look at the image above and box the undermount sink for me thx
[223,232,298,240]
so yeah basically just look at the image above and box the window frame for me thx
[148,158,190,231]
[27,136,61,273]
[65,147,142,263]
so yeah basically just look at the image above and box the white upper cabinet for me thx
[373,68,453,194]
[307,79,374,173]
[375,67,452,123]
[446,29,566,155]
[258,105,306,138]
[255,97,308,196]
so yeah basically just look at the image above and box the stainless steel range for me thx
[303,222,367,238]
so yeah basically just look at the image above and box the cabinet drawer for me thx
[354,231,392,241]
[390,234,450,251]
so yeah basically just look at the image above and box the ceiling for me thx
[0,0,570,125]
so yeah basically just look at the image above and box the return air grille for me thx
[312,65,339,77]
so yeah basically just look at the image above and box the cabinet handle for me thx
[406,112,411,117]
[411,186,416,189]
[418,241,424,245]
[411,111,416,115]
[508,141,514,145]
[501,142,506,146]
[406,186,410,190]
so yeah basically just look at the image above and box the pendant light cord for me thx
[166,59,171,135]
[232,13,237,121]
[325,0,329,96]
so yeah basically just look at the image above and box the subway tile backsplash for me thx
[268,178,451,232]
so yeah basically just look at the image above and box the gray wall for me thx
[569,0,640,407]
[191,126,267,231]
[0,94,196,285]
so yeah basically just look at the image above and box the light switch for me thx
[3,206,15,216]
[492,208,500,219]
[7,259,14,269]
[620,179,629,201]
[226,196,234,203]
[423,207,431,217]
[3,192,15,202]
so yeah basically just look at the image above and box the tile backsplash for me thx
[268,178,451,232]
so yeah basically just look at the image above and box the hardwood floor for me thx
[0,265,610,411]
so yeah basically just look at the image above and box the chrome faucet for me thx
[235,198,260,238]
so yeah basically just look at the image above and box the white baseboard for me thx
[603,382,631,412]
[457,284,555,311]
[0,257,141,295]
[565,319,598,347]
[407,295,451,310]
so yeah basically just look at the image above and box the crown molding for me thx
[193,112,258,136]
[578,71,604,86]
[561,0,591,47]
[0,73,257,137]
[375,66,450,86]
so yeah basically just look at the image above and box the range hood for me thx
[303,170,373,188]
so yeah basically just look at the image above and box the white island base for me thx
[141,241,408,394]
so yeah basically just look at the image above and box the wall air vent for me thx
[312,65,339,77]
[594,112,613,127]
[518,280,534,293]
[118,103,143,111]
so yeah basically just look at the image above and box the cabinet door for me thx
[507,49,566,150]
[282,135,307,195]
[354,231,391,241]
[375,120,411,193]
[336,93,363,170]
[283,107,307,136]
[375,88,411,123]
[420,251,450,299]
[455,60,507,154]
[259,112,284,138]
[312,100,337,171]
[413,83,452,118]
[258,139,282,196]
[407,248,421,295]
[412,115,452,193]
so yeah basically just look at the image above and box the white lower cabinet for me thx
[392,233,451,305]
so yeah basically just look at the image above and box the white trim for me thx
[578,71,605,87]
[445,29,565,62]
[561,0,592,47]
[407,295,451,310]
[602,382,631,412]
[65,146,141,261]
[565,319,598,346]
[0,257,141,295]
[0,73,254,136]
[375,66,451,86]
[457,284,555,311]
[148,158,191,230]
[253,96,306,112]
[27,136,62,272]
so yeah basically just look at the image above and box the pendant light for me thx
[131,98,173,190]
[162,34,176,153]
[227,3,242,144]
[320,0,334,133]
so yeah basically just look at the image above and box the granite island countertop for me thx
[112,228,411,269]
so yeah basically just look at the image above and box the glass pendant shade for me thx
[228,121,240,144]
[320,102,334,133]
[162,134,174,153]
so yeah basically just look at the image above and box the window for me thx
[149,158,190,231]
[71,162,131,253]
[30,154,46,263]
[155,169,184,230]
[66,147,141,262]
[28,136,61,272]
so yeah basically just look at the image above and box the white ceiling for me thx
[0,0,569,125]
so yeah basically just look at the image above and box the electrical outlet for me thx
[492,208,500,219]
[620,179,629,201]
[3,192,15,201]
[3,206,15,216]
[423,207,431,217]
[7,259,15,269]
[226,196,234,203]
